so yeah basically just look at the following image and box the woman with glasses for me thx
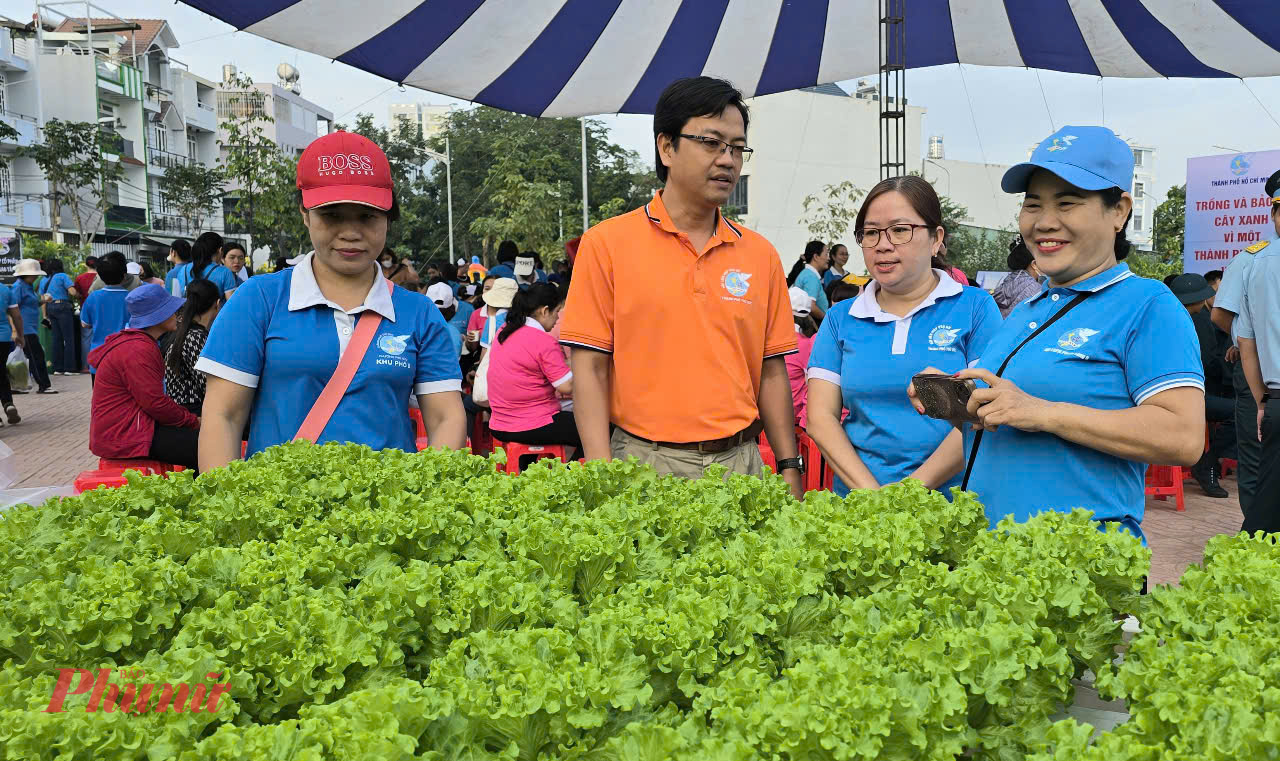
[806,175,1001,495]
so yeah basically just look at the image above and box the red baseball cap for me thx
[296,131,394,211]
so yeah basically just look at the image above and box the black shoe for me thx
[1192,464,1229,498]
[36,387,57,395]
[3,405,17,424]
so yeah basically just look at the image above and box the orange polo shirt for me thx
[560,190,797,443]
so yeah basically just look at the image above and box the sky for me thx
[12,0,1280,208]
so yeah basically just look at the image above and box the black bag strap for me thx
[961,291,1093,491]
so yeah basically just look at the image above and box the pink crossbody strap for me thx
[295,280,395,444]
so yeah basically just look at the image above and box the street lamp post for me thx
[423,139,453,262]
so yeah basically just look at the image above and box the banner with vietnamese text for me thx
[1183,150,1280,275]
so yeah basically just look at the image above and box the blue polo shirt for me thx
[80,287,131,373]
[807,271,1001,493]
[0,284,13,342]
[41,272,73,301]
[166,263,189,297]
[450,301,475,336]
[195,253,463,457]
[12,280,39,335]
[964,264,1204,542]
[794,265,830,314]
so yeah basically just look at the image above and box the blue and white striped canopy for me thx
[181,0,1280,117]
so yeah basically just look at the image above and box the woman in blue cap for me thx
[909,126,1205,543]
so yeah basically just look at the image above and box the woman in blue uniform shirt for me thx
[909,126,1204,542]
[196,131,466,470]
[807,175,1001,494]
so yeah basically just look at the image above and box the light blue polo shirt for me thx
[479,311,508,349]
[41,272,73,301]
[176,263,238,296]
[807,271,1001,493]
[80,287,131,373]
[195,252,462,457]
[1236,243,1280,388]
[794,265,830,314]
[964,263,1204,542]
[0,284,13,343]
[12,280,39,335]
[1214,244,1266,344]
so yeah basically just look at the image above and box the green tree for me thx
[799,181,864,243]
[936,192,1016,276]
[0,122,18,168]
[254,153,311,259]
[159,161,225,235]
[218,74,280,271]
[418,107,656,265]
[1152,184,1186,266]
[20,119,124,245]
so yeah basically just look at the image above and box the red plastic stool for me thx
[471,413,493,456]
[1145,464,1186,512]
[795,428,825,492]
[74,470,131,494]
[492,440,567,474]
[757,433,776,472]
[1221,457,1237,476]
[97,458,170,475]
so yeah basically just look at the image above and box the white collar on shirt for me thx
[523,317,547,333]
[848,268,962,323]
[287,251,395,321]
[805,263,820,277]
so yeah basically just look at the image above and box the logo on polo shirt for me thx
[376,334,411,356]
[722,270,752,298]
[928,325,961,351]
[1057,328,1099,351]
[1046,327,1100,360]
[316,153,376,177]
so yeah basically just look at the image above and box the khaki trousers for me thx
[610,428,764,479]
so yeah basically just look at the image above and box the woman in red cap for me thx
[196,131,466,469]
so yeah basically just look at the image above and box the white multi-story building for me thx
[1129,143,1156,251]
[388,102,449,141]
[0,9,337,260]
[0,25,50,240]
[216,67,332,160]
[735,82,927,264]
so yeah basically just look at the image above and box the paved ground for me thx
[0,374,1246,586]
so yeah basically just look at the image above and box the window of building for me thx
[1134,182,1145,200]
[187,136,197,160]
[726,175,748,215]
[151,124,168,153]
[0,72,7,113]
[0,165,11,211]
[1132,149,1144,167]
[217,90,266,120]
[1133,210,1144,232]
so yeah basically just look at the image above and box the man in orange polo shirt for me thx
[560,76,803,497]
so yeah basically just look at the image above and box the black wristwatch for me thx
[776,456,805,474]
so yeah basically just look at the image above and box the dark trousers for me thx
[492,410,582,451]
[1200,395,1236,468]
[0,340,12,406]
[148,424,199,471]
[46,301,76,373]
[25,334,50,391]
[1234,361,1262,518]
[1241,398,1280,535]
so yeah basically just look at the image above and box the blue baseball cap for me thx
[1001,126,1134,194]
[126,283,185,330]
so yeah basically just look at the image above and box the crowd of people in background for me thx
[5,74,1271,546]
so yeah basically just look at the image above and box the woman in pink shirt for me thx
[786,287,818,428]
[487,283,579,454]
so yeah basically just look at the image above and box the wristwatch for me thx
[776,456,805,475]
[1262,392,1271,405]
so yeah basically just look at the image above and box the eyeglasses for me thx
[855,224,931,248]
[678,134,753,162]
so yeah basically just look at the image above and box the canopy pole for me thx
[580,117,589,234]
[446,136,454,263]
[879,0,906,181]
